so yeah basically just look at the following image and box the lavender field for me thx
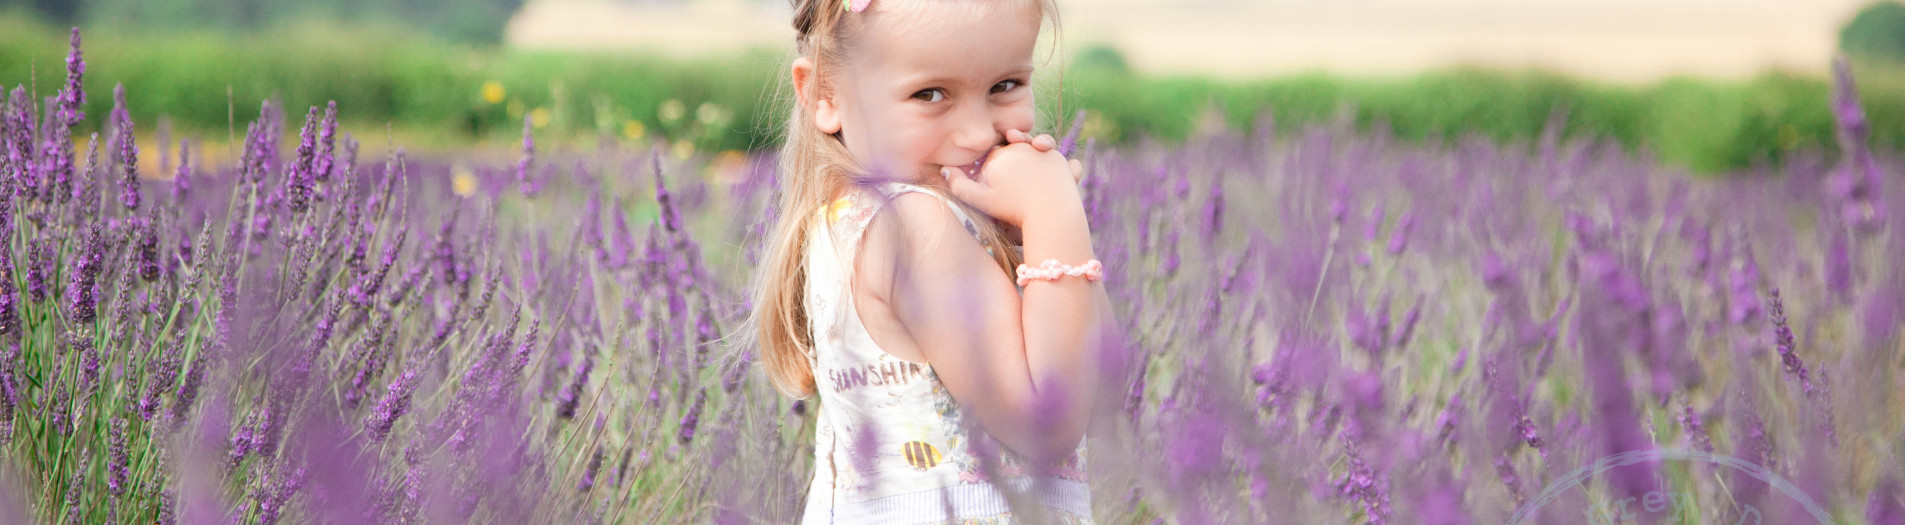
[3,29,1903,524]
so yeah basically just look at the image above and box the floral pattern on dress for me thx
[927,370,1091,486]
[826,189,882,256]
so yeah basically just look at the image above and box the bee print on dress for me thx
[902,441,943,470]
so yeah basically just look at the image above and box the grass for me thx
[6,10,1905,178]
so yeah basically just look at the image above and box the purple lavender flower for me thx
[241,120,267,184]
[1364,203,1386,242]
[145,488,177,525]
[0,344,16,443]
[314,101,338,184]
[111,83,139,211]
[140,339,184,421]
[66,225,104,325]
[1057,109,1087,157]
[108,418,129,494]
[578,447,603,492]
[1767,289,1815,395]
[1675,397,1714,454]
[350,231,406,308]
[694,306,718,368]
[338,134,359,180]
[258,467,305,525]
[253,401,281,459]
[347,312,394,408]
[73,131,99,206]
[1393,298,1423,349]
[0,269,17,336]
[434,211,461,286]
[1493,454,1522,502]
[4,87,35,201]
[607,198,634,268]
[1160,228,1180,277]
[137,218,161,282]
[228,419,254,472]
[654,152,681,234]
[241,101,283,184]
[171,139,191,203]
[57,28,85,124]
[509,320,540,381]
[1828,56,1886,233]
[1726,240,1763,325]
[1386,211,1415,255]
[1824,232,1853,301]
[287,106,320,213]
[1200,177,1225,243]
[1730,392,1775,513]
[1335,439,1391,524]
[517,115,536,195]
[1871,476,1905,525]
[1434,394,1463,443]
[1411,470,1472,525]
[62,448,86,523]
[366,368,419,442]
[555,353,593,419]
[39,97,75,204]
[170,355,206,422]
[260,100,282,177]
[1571,223,1661,500]
[679,389,708,444]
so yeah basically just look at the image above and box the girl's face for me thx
[811,0,1042,182]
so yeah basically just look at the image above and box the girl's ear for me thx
[792,57,844,135]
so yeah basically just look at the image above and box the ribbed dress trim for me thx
[801,477,1091,525]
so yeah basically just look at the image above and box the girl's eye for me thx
[992,79,1023,94]
[912,89,945,103]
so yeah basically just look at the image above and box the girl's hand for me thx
[943,142,1081,229]
[1004,129,1085,184]
[993,129,1086,245]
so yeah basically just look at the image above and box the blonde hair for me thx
[749,0,1063,398]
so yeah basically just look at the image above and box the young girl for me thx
[749,0,1115,523]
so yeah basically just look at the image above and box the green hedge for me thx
[5,12,1903,175]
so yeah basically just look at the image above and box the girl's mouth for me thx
[946,145,997,180]
[963,147,997,179]
[943,158,983,180]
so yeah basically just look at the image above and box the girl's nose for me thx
[948,103,1002,152]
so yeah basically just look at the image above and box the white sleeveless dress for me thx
[799,182,1093,525]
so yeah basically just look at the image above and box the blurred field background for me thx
[4,1,1905,524]
[5,0,1905,174]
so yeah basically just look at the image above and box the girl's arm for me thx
[860,143,1101,464]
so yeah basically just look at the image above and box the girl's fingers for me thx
[1003,130,1061,153]
[942,166,991,210]
[1033,134,1057,151]
[1070,158,1084,184]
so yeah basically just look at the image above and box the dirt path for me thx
[505,0,1871,83]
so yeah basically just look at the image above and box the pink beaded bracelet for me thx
[1015,259,1104,288]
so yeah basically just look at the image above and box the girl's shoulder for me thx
[874,182,983,243]
[821,182,982,247]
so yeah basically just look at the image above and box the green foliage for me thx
[1842,1,1905,63]
[27,0,527,45]
[1084,65,1894,175]
[5,13,1905,174]
[1071,43,1130,75]
[0,0,78,23]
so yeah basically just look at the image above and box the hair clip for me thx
[843,0,871,12]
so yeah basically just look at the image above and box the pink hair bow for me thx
[843,0,871,12]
